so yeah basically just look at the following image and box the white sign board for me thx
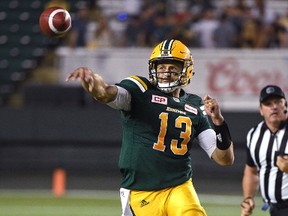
[56,47,288,111]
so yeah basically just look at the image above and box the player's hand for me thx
[276,155,288,173]
[241,197,254,216]
[65,67,95,92]
[203,95,224,125]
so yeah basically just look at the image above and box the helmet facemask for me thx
[149,59,186,93]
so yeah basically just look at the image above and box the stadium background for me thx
[0,0,287,199]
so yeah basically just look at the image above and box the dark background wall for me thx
[0,85,263,193]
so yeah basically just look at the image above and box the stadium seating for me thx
[0,0,50,105]
[0,0,82,106]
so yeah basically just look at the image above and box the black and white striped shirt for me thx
[246,120,288,204]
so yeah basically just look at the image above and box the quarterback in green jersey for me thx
[66,39,234,216]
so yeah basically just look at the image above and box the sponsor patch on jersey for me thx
[166,107,186,115]
[151,95,168,105]
[184,104,198,115]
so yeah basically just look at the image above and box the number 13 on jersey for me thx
[153,112,192,155]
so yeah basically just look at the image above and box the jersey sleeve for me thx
[246,146,256,167]
[198,128,216,158]
[246,128,256,167]
[106,86,131,111]
[186,94,215,157]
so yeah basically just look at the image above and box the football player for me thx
[66,39,234,216]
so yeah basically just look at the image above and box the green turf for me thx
[200,194,269,216]
[0,191,269,216]
[0,191,120,216]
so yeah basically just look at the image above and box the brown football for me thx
[39,6,72,37]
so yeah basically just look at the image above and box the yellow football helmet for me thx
[149,39,194,93]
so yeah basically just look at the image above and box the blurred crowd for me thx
[50,0,288,49]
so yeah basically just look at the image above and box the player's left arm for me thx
[203,95,234,166]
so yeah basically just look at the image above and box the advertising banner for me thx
[56,48,288,111]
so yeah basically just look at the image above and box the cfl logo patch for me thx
[151,95,168,105]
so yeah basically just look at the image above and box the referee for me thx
[241,85,288,216]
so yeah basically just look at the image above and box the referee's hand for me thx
[241,197,254,216]
[276,155,288,173]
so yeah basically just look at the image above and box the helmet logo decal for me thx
[160,39,174,56]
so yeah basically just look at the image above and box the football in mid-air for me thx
[39,6,72,37]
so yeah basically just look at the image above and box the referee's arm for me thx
[241,165,258,216]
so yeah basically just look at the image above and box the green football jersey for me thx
[117,76,212,190]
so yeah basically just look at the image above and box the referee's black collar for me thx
[280,120,288,129]
[263,120,288,133]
